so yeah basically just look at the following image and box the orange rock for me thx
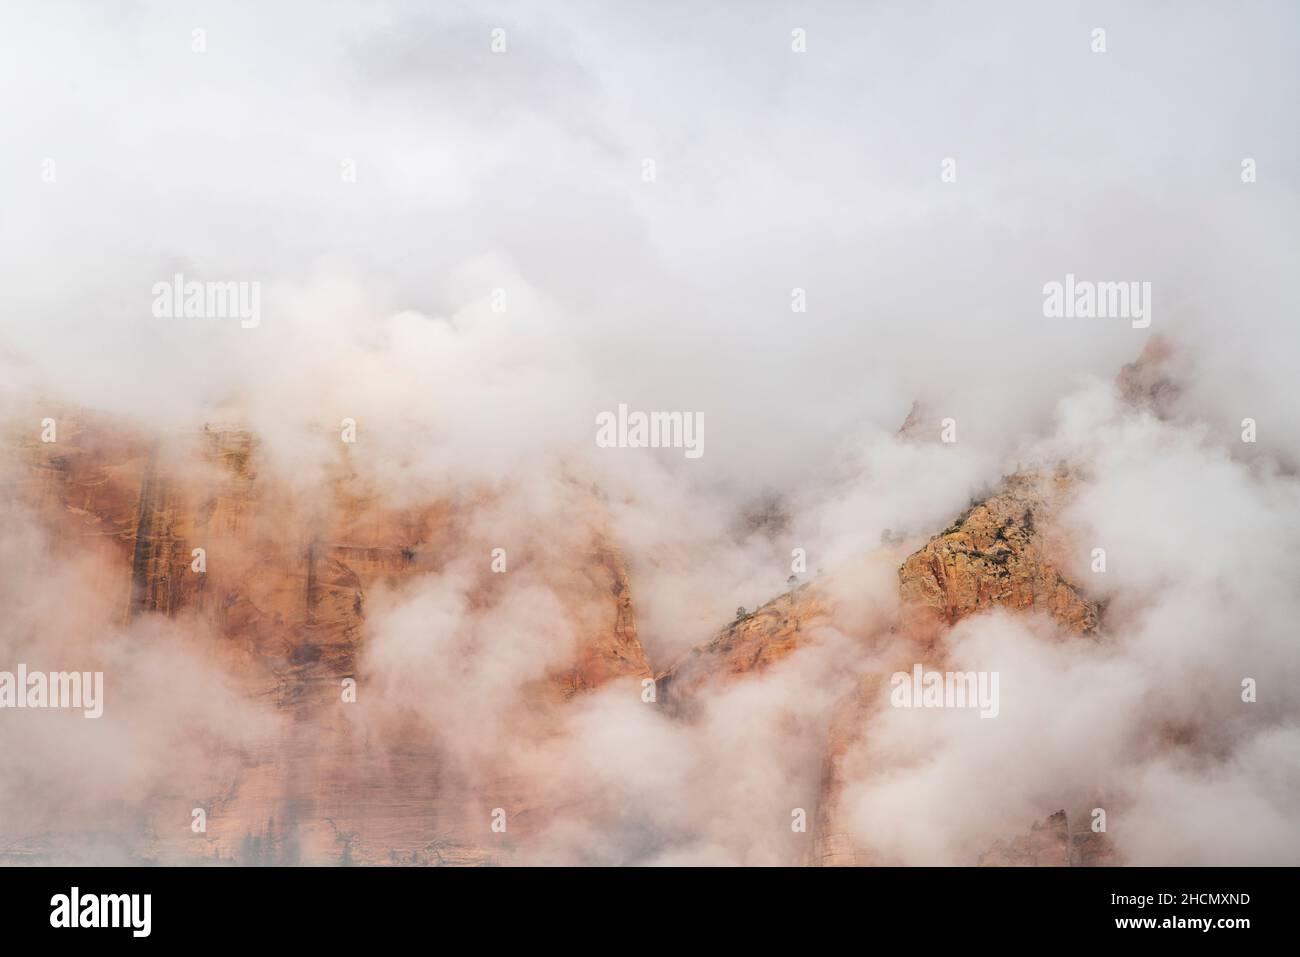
[898,470,1099,640]
[656,583,827,709]
[4,408,651,864]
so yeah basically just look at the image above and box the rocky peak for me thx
[1116,334,1179,416]
[898,469,1099,640]
[655,582,826,710]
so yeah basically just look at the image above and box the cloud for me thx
[1,0,1297,864]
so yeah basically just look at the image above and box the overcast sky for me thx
[2,0,1297,490]
[1,1,1299,865]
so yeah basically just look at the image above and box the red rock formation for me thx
[978,810,1116,866]
[898,470,1099,641]
[977,811,1072,866]
[655,583,827,710]
[2,408,650,865]
[1117,334,1178,416]
[3,338,1152,865]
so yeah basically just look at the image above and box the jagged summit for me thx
[898,469,1099,641]
[2,340,1166,865]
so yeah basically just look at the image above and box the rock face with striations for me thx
[2,408,650,865]
[4,352,1140,865]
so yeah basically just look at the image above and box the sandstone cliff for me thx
[3,410,650,865]
[3,356,1139,865]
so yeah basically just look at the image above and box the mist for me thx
[1,0,1297,865]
